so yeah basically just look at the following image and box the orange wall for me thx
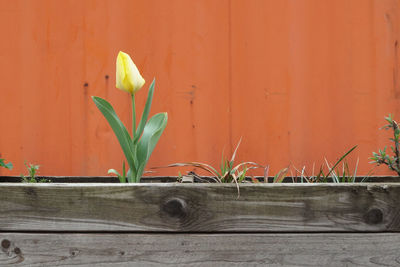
[1,0,400,177]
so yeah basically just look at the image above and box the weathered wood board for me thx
[1,183,400,232]
[1,233,400,266]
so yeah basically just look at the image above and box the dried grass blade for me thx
[324,158,338,183]
[352,157,359,182]
[231,162,263,174]
[166,162,221,182]
[264,165,270,183]
[231,173,240,199]
[230,137,242,164]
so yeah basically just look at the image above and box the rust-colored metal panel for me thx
[0,0,399,176]
[230,0,400,176]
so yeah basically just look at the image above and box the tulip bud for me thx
[116,51,145,94]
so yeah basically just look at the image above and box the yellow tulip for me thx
[116,51,145,94]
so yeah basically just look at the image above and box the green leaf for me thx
[122,161,126,182]
[325,145,357,179]
[135,112,168,182]
[92,96,136,173]
[385,114,393,124]
[108,169,123,182]
[238,167,247,183]
[273,167,289,183]
[0,159,13,170]
[126,168,134,183]
[135,79,156,144]
[220,153,225,176]
[108,161,127,183]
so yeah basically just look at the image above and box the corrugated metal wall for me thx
[1,0,399,176]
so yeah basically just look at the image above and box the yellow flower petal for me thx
[115,51,145,94]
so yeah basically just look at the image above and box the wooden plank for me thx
[0,233,400,266]
[1,183,400,232]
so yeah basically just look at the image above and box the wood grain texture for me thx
[1,183,400,232]
[0,233,400,266]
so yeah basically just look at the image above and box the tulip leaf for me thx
[136,112,168,181]
[126,168,134,183]
[135,79,155,144]
[92,96,136,173]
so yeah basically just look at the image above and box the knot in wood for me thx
[69,248,80,258]
[13,247,21,255]
[162,197,188,218]
[1,239,10,249]
[364,208,383,225]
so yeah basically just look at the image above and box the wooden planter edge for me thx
[0,179,400,233]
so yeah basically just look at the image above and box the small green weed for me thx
[370,114,400,176]
[21,162,48,183]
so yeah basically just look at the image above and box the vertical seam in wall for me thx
[82,2,88,175]
[228,0,233,155]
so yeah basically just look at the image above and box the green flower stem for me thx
[92,79,167,183]
[131,93,136,140]
[131,92,137,182]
